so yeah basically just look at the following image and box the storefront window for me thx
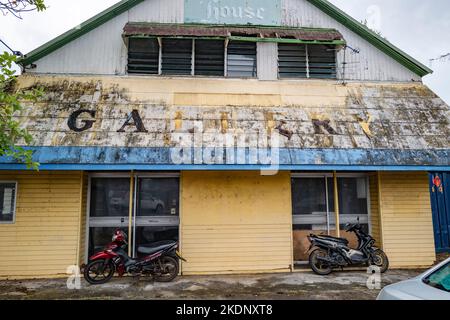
[134,177,180,256]
[89,227,119,256]
[291,175,370,262]
[137,178,179,216]
[90,178,130,217]
[87,175,180,260]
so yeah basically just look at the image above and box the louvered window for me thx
[128,38,159,75]
[195,40,225,76]
[227,41,257,78]
[161,38,193,75]
[308,45,337,79]
[278,44,336,79]
[278,43,308,78]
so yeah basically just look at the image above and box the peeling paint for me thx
[10,76,450,163]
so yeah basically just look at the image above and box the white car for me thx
[377,258,450,300]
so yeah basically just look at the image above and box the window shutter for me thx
[161,39,193,75]
[278,43,308,79]
[128,38,159,75]
[278,43,337,79]
[308,45,337,79]
[227,41,257,78]
[195,40,225,76]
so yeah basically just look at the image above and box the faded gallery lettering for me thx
[206,0,266,21]
[67,109,338,136]
[66,109,339,167]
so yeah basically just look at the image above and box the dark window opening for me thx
[161,38,193,75]
[128,38,159,75]
[227,41,257,78]
[278,43,337,79]
[308,44,337,79]
[0,183,16,223]
[278,43,308,79]
[195,40,225,76]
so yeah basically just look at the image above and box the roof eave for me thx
[18,0,146,67]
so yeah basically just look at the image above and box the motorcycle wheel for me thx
[154,256,179,282]
[309,248,333,275]
[83,259,115,285]
[370,249,389,273]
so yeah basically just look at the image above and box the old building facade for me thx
[0,0,449,278]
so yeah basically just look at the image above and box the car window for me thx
[423,262,450,292]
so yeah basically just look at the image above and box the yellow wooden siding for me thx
[378,172,436,268]
[0,171,83,279]
[368,174,382,247]
[180,171,292,275]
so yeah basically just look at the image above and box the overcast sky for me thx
[1,0,449,103]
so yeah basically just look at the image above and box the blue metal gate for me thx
[429,172,450,253]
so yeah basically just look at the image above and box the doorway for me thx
[429,172,450,253]
[86,173,180,259]
[291,173,371,264]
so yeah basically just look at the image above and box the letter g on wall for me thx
[68,110,96,132]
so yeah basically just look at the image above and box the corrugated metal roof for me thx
[123,23,344,41]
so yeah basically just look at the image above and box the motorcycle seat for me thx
[137,240,177,255]
[314,234,349,245]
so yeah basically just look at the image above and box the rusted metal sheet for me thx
[3,75,450,169]
[123,22,344,41]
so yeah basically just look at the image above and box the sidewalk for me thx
[0,269,423,300]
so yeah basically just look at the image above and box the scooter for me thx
[307,219,389,275]
[83,229,186,284]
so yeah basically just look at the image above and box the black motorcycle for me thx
[307,221,389,275]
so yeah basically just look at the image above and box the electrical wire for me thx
[0,38,22,56]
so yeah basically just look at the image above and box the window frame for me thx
[127,36,256,78]
[85,172,181,261]
[278,43,337,80]
[290,173,372,234]
[0,181,18,225]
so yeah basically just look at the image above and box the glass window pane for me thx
[227,41,257,78]
[425,263,450,292]
[0,183,16,222]
[278,43,307,78]
[89,227,121,256]
[308,44,337,79]
[128,38,160,75]
[137,178,179,216]
[292,178,328,215]
[195,40,225,76]
[135,226,179,257]
[162,39,192,75]
[292,178,329,261]
[338,177,368,217]
[90,178,130,217]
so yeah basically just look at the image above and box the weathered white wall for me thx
[257,43,278,81]
[28,0,421,82]
[29,0,184,75]
[281,0,420,81]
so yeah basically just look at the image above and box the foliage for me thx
[0,52,42,169]
[0,0,46,18]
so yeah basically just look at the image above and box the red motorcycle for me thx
[83,229,186,285]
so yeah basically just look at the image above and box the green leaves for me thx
[0,1,47,18]
[0,52,41,170]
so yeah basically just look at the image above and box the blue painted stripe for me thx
[0,146,449,171]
